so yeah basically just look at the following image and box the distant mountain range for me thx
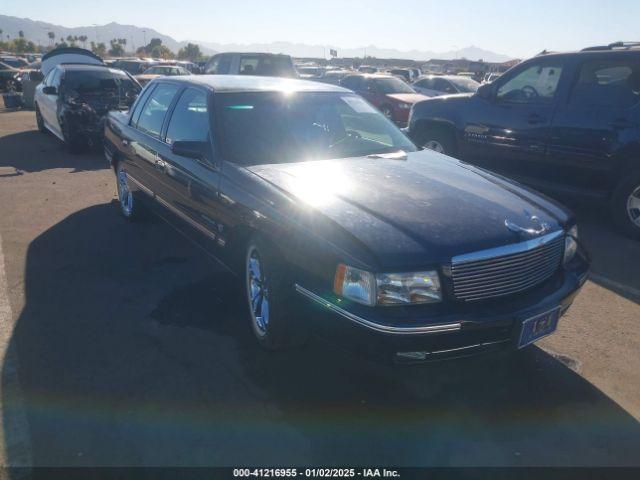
[0,14,515,62]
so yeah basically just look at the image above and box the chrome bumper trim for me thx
[294,284,462,335]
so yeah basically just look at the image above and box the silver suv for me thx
[205,52,297,78]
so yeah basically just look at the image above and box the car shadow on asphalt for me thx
[2,203,640,468]
[0,129,105,174]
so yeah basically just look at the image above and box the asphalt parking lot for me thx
[0,108,639,467]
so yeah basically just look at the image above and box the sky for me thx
[2,0,640,58]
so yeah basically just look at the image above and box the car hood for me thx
[386,93,429,104]
[246,150,569,268]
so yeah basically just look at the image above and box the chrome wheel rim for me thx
[627,185,640,227]
[423,140,445,154]
[382,107,393,120]
[247,247,269,337]
[117,167,134,217]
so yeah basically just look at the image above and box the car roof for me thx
[57,63,113,71]
[344,73,396,79]
[153,75,350,93]
[214,52,292,57]
[536,49,640,60]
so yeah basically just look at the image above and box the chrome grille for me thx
[451,231,564,302]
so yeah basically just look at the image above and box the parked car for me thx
[206,53,297,78]
[358,66,378,74]
[104,75,588,362]
[317,70,352,85]
[483,72,502,83]
[340,73,428,126]
[408,44,640,239]
[296,65,325,79]
[35,49,141,152]
[0,56,30,69]
[135,65,192,85]
[0,61,20,91]
[389,68,414,83]
[412,75,480,97]
[111,58,162,76]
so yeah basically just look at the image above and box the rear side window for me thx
[130,85,156,126]
[239,55,295,77]
[570,59,640,108]
[165,88,209,144]
[135,84,179,139]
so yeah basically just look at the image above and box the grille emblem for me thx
[505,212,550,236]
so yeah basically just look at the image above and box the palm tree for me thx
[79,35,88,48]
[18,30,24,38]
[47,31,55,46]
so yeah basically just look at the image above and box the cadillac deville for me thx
[104,76,589,363]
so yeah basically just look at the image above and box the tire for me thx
[115,162,140,221]
[243,235,309,350]
[416,126,456,156]
[611,170,640,240]
[35,104,47,133]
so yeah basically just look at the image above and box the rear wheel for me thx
[35,104,47,133]
[416,126,456,156]
[612,170,640,240]
[244,235,308,350]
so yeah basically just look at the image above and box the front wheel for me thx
[611,170,640,240]
[35,104,47,133]
[416,126,456,156]
[381,105,394,122]
[244,236,308,350]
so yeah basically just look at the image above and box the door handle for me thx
[528,114,547,125]
[609,119,636,130]
[154,159,166,171]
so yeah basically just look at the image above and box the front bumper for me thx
[296,252,589,364]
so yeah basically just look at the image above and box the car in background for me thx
[0,56,30,69]
[135,65,192,85]
[0,61,21,91]
[104,75,588,362]
[412,75,480,97]
[483,72,502,83]
[206,53,297,78]
[389,68,414,83]
[340,73,428,126]
[408,44,640,239]
[296,65,326,79]
[111,58,162,76]
[317,70,352,85]
[358,66,378,74]
[35,56,141,152]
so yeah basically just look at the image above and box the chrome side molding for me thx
[294,284,462,335]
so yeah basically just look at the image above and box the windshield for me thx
[373,77,416,94]
[217,92,417,165]
[63,69,141,104]
[450,77,480,92]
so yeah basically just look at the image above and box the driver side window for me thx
[497,63,563,104]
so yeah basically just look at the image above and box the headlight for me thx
[563,225,578,266]
[397,102,412,109]
[333,265,376,306]
[333,264,442,306]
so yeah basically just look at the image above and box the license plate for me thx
[518,307,560,348]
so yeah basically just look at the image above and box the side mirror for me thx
[42,86,57,95]
[171,140,208,160]
[476,83,493,100]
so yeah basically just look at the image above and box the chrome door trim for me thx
[452,229,564,265]
[155,194,218,241]
[125,173,153,197]
[294,284,462,335]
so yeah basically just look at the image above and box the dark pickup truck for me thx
[408,44,640,239]
[104,75,588,363]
